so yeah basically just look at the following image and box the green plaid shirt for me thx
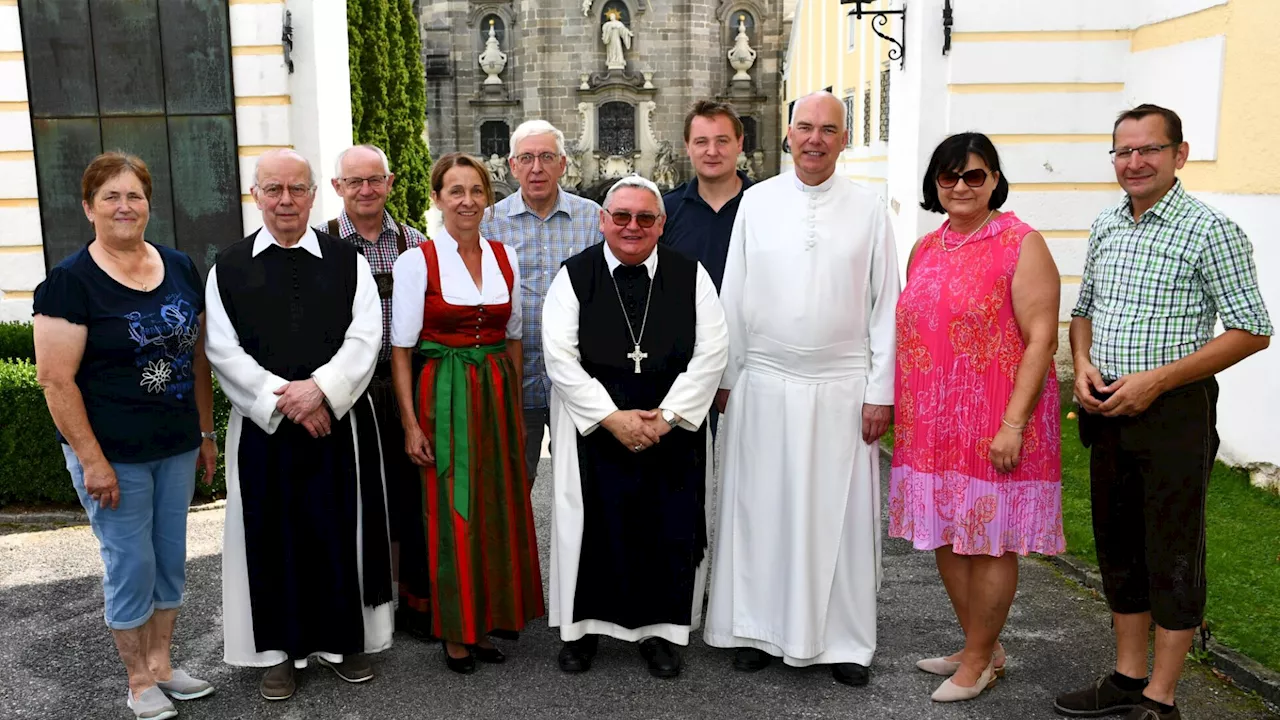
[1072,180,1272,379]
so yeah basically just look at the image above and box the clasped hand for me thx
[275,379,332,437]
[602,409,668,452]
[1074,361,1164,417]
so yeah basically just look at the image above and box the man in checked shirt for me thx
[321,143,430,638]
[1055,105,1271,720]
[482,120,603,486]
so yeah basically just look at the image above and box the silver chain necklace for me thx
[608,265,654,374]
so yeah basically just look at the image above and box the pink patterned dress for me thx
[889,212,1064,557]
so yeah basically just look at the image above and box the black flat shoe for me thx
[832,662,870,686]
[733,647,772,672]
[638,637,682,679]
[470,644,506,664]
[557,636,599,673]
[442,642,476,675]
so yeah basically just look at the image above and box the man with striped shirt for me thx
[1056,105,1271,720]
[481,120,603,485]
[322,143,429,641]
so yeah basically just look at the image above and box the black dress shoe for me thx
[470,643,506,664]
[442,642,476,675]
[557,636,599,673]
[733,647,772,672]
[488,629,520,641]
[832,663,870,686]
[638,637,683,679]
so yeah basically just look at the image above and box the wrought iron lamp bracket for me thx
[841,0,906,70]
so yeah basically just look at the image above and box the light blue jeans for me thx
[62,445,199,630]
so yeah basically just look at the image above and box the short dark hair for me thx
[1113,103,1183,147]
[683,100,744,142]
[919,132,1009,214]
[82,152,152,205]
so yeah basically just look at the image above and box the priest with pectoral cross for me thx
[542,175,728,679]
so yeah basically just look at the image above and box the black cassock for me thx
[564,243,707,629]
[215,231,391,659]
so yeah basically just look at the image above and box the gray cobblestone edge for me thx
[874,443,1280,711]
[0,499,225,525]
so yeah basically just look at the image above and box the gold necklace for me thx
[99,242,153,292]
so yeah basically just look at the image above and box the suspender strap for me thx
[328,218,340,237]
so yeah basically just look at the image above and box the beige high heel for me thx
[930,660,998,703]
[918,644,1007,678]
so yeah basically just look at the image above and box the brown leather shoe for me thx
[317,653,374,683]
[259,661,295,701]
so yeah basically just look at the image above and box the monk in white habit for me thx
[704,92,900,686]
[206,150,393,701]
[544,175,728,678]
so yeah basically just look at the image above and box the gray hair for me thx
[253,149,317,187]
[509,119,566,158]
[333,144,392,178]
[602,175,665,216]
[791,90,847,129]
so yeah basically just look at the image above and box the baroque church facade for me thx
[418,0,787,201]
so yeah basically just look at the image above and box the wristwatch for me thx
[201,431,218,443]
[660,409,679,429]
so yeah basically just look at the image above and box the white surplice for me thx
[543,243,728,645]
[206,227,393,668]
[704,171,900,667]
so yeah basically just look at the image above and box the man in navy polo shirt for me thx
[662,100,753,435]
[661,100,754,290]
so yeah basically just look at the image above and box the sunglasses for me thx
[609,211,659,229]
[937,168,990,189]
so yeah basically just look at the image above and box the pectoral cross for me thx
[627,344,648,374]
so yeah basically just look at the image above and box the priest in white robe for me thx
[704,92,900,687]
[544,175,728,679]
[206,150,393,702]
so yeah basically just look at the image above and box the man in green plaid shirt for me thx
[1057,105,1271,720]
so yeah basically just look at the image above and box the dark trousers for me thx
[1080,378,1219,631]
[523,406,550,485]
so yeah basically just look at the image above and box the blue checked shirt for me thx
[1072,180,1272,380]
[318,209,427,362]
[481,190,603,408]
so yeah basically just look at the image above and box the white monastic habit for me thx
[544,242,728,645]
[206,227,394,668]
[704,171,900,667]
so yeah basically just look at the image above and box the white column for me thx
[286,0,354,224]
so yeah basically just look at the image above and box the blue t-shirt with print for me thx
[33,243,205,463]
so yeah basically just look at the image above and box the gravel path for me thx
[0,453,1274,720]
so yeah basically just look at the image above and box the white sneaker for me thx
[157,669,214,700]
[126,686,178,720]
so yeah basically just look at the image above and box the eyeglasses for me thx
[937,168,989,189]
[1110,144,1173,162]
[258,184,315,199]
[609,211,659,228]
[515,152,560,167]
[339,175,389,191]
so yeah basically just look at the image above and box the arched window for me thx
[729,11,755,39]
[480,120,510,158]
[598,102,635,156]
[601,0,630,27]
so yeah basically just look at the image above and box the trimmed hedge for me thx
[0,322,36,363]
[0,358,230,507]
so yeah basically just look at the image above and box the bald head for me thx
[791,91,846,130]
[254,149,315,187]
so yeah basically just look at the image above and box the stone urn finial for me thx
[478,19,508,86]
[727,15,757,82]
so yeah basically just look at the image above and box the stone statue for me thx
[653,141,680,190]
[582,0,593,17]
[727,15,758,82]
[751,149,765,180]
[485,153,508,183]
[477,20,508,86]
[736,151,752,178]
[561,143,584,190]
[601,9,633,71]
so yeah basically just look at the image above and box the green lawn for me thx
[884,410,1280,673]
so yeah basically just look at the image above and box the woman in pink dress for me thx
[890,133,1064,703]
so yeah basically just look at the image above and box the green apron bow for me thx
[418,340,507,520]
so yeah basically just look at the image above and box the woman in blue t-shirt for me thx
[33,153,218,720]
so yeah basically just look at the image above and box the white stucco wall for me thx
[0,0,38,322]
